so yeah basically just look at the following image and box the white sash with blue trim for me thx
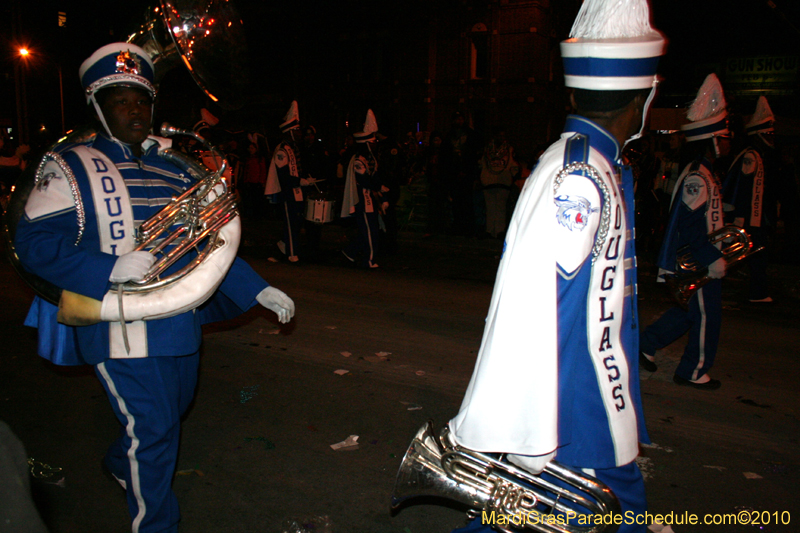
[73,146,148,359]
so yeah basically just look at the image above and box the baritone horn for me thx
[392,421,621,533]
[666,224,764,308]
[3,0,250,325]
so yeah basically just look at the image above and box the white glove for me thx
[109,251,156,283]
[707,257,726,279]
[507,451,556,476]
[256,286,295,324]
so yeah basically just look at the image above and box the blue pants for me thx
[280,199,304,257]
[641,279,722,381]
[451,461,647,533]
[96,353,200,533]
[344,210,380,268]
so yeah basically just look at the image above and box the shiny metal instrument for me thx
[392,421,621,533]
[130,0,249,110]
[2,0,248,325]
[666,224,763,308]
[130,124,236,290]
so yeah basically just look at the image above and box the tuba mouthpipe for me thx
[160,123,229,179]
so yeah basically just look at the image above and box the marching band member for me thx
[640,74,730,391]
[265,100,316,263]
[447,1,666,531]
[14,43,295,533]
[341,109,384,269]
[723,96,776,303]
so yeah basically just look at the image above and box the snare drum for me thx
[305,195,337,224]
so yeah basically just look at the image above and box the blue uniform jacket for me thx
[15,135,268,365]
[657,158,723,272]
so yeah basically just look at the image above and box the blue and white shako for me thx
[559,0,666,91]
[79,42,156,101]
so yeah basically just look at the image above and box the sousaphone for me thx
[3,0,250,325]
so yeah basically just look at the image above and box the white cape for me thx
[449,142,561,456]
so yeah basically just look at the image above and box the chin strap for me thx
[89,94,155,157]
[623,76,660,149]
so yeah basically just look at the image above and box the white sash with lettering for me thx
[706,172,724,238]
[749,149,764,227]
[587,179,638,466]
[73,146,148,359]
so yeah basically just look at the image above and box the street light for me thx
[14,46,30,144]
[15,45,66,139]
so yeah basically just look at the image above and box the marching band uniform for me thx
[448,1,666,531]
[641,74,729,390]
[265,100,311,263]
[723,96,775,302]
[341,110,383,269]
[14,43,294,533]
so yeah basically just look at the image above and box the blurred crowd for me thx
[4,108,799,268]
[170,109,542,253]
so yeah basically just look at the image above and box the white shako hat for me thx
[745,96,775,136]
[79,43,156,102]
[280,100,300,133]
[354,109,378,143]
[79,43,156,146]
[681,73,729,142]
[560,0,666,91]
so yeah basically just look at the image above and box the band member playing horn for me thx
[13,43,295,533]
[640,74,730,391]
[447,1,666,531]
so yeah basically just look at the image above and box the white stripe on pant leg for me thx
[694,288,708,381]
[363,212,374,264]
[97,362,147,533]
[283,202,296,256]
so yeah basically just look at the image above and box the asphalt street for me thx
[1,217,798,533]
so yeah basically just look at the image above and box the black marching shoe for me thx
[639,352,657,372]
[673,374,721,390]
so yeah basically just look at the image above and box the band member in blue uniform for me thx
[639,74,730,391]
[447,2,666,531]
[265,100,317,263]
[341,109,383,269]
[724,96,775,303]
[14,43,295,533]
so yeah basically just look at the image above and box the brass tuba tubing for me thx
[668,225,764,308]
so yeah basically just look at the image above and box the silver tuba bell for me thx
[3,0,249,325]
[392,421,621,533]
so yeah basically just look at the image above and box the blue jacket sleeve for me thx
[14,211,117,301]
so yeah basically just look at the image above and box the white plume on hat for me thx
[570,0,654,39]
[686,73,726,123]
[681,73,729,142]
[354,109,378,143]
[746,96,775,135]
[280,100,300,132]
[560,0,666,91]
